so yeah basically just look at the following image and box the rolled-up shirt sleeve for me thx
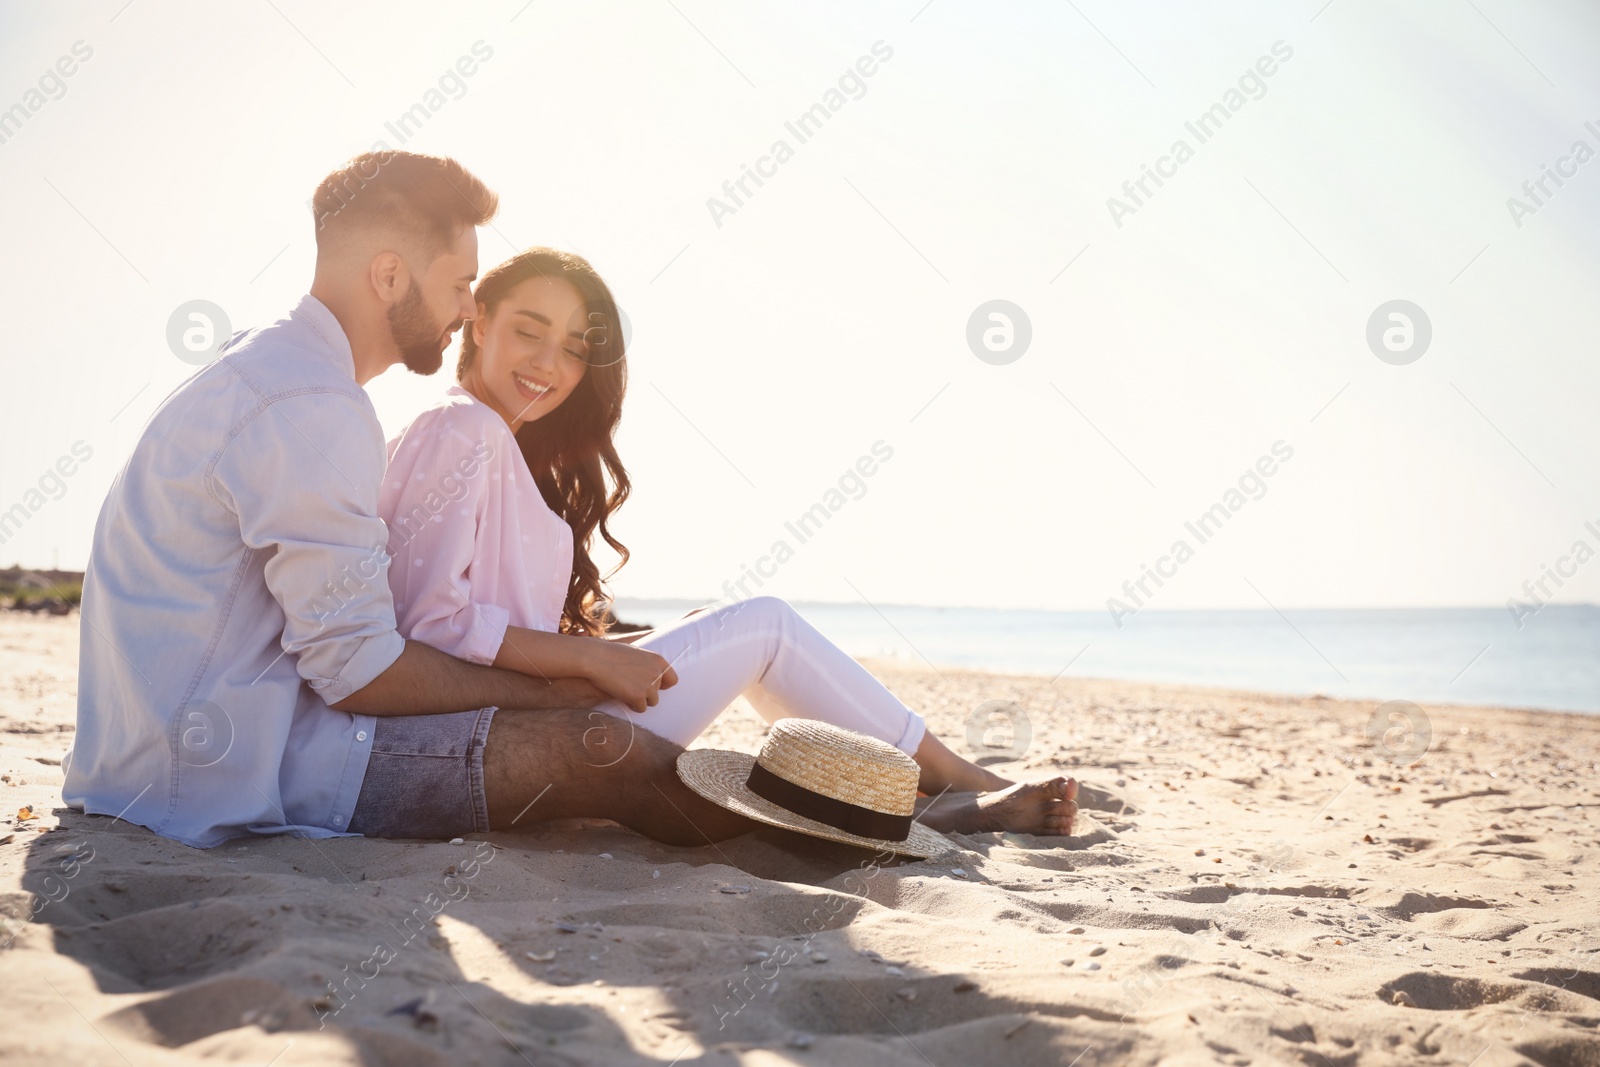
[211,390,405,704]
[382,406,510,666]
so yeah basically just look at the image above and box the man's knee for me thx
[577,711,684,778]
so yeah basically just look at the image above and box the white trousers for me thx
[589,596,928,756]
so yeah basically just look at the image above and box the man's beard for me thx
[387,281,460,375]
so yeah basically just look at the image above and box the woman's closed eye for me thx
[517,328,585,362]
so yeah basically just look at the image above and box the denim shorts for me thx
[347,706,498,839]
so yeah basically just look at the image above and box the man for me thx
[63,151,758,848]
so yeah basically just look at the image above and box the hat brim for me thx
[676,749,954,859]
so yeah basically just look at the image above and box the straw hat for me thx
[676,719,954,859]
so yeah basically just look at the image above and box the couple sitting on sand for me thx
[62,151,1077,859]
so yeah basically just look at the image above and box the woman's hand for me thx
[575,637,678,714]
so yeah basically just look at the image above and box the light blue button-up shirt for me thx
[62,294,405,848]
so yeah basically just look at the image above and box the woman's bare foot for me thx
[917,777,1079,836]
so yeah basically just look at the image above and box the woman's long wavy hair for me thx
[456,247,630,637]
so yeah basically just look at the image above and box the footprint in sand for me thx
[1357,889,1526,941]
[1377,972,1596,1014]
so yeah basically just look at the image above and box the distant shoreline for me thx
[613,595,1600,615]
[8,578,1595,616]
[0,567,81,613]
[9,580,1591,712]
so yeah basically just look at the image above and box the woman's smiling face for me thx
[464,275,589,432]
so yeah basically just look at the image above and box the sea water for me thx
[611,599,1600,714]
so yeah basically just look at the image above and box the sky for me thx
[1,0,1597,616]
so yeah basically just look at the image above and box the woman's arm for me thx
[494,624,678,714]
[385,405,674,712]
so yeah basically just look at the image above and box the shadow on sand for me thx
[21,793,1142,1065]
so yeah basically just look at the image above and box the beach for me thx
[1,612,1596,1066]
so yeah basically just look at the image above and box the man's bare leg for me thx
[486,709,1077,846]
[484,708,761,845]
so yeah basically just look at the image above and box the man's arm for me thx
[330,639,607,716]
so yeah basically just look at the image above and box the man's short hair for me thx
[312,151,497,259]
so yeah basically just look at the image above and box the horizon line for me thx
[610,595,1600,615]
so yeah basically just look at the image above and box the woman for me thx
[374,247,1076,839]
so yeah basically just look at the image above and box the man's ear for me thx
[369,251,408,305]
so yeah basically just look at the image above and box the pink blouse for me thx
[378,386,574,664]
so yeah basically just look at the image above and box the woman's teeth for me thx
[514,373,552,399]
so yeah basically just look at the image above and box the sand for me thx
[1,612,1596,1066]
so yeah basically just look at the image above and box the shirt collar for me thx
[289,294,357,381]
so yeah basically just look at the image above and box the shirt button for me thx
[333,815,344,825]
[356,730,368,742]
